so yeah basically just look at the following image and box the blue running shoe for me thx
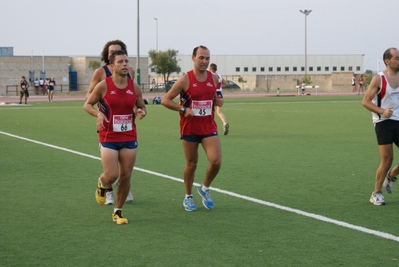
[197,186,214,209]
[183,195,197,211]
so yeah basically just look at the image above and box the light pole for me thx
[299,9,312,76]
[153,18,158,51]
[136,0,140,85]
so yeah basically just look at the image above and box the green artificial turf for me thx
[1,95,399,266]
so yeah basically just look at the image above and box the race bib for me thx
[191,100,212,116]
[113,114,133,132]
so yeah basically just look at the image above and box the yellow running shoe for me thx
[95,178,106,206]
[112,210,128,224]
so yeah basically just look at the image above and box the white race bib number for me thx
[191,100,213,116]
[113,114,133,132]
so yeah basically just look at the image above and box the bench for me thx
[5,84,73,96]
[295,85,320,96]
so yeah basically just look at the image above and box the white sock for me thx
[201,185,209,192]
[113,208,121,213]
[185,194,193,198]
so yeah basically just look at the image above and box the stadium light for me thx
[136,0,140,85]
[153,18,158,51]
[299,10,312,76]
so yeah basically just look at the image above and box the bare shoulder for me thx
[370,73,381,87]
[365,74,381,97]
[90,67,106,86]
[175,73,190,92]
[94,67,106,79]
[86,79,107,103]
[96,79,107,91]
[163,74,188,99]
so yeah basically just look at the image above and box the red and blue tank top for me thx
[98,76,137,142]
[179,70,218,135]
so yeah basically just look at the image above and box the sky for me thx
[1,0,396,71]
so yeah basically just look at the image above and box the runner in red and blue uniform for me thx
[84,50,146,224]
[86,40,135,204]
[162,45,223,211]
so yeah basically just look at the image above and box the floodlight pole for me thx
[153,18,158,51]
[300,10,312,76]
[42,50,45,73]
[136,0,140,85]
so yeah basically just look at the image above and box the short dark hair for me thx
[109,50,127,64]
[101,40,128,65]
[383,47,398,66]
[192,45,209,56]
[210,63,217,71]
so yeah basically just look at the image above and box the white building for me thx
[150,54,364,76]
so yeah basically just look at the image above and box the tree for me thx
[88,60,100,71]
[363,70,373,90]
[301,75,312,85]
[238,76,246,90]
[148,49,181,91]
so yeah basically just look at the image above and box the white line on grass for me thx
[1,130,398,243]
[229,100,361,105]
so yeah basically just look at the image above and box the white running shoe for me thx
[126,192,134,203]
[383,169,397,194]
[105,191,115,205]
[369,192,386,206]
[114,178,134,203]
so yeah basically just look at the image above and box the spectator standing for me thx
[33,78,39,95]
[352,75,356,94]
[150,78,156,92]
[358,74,365,95]
[301,82,306,95]
[19,76,29,104]
[47,77,56,102]
[39,78,45,95]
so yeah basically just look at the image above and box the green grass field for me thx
[1,95,399,266]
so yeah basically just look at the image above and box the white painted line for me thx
[1,130,398,243]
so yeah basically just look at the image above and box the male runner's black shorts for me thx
[375,119,399,146]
